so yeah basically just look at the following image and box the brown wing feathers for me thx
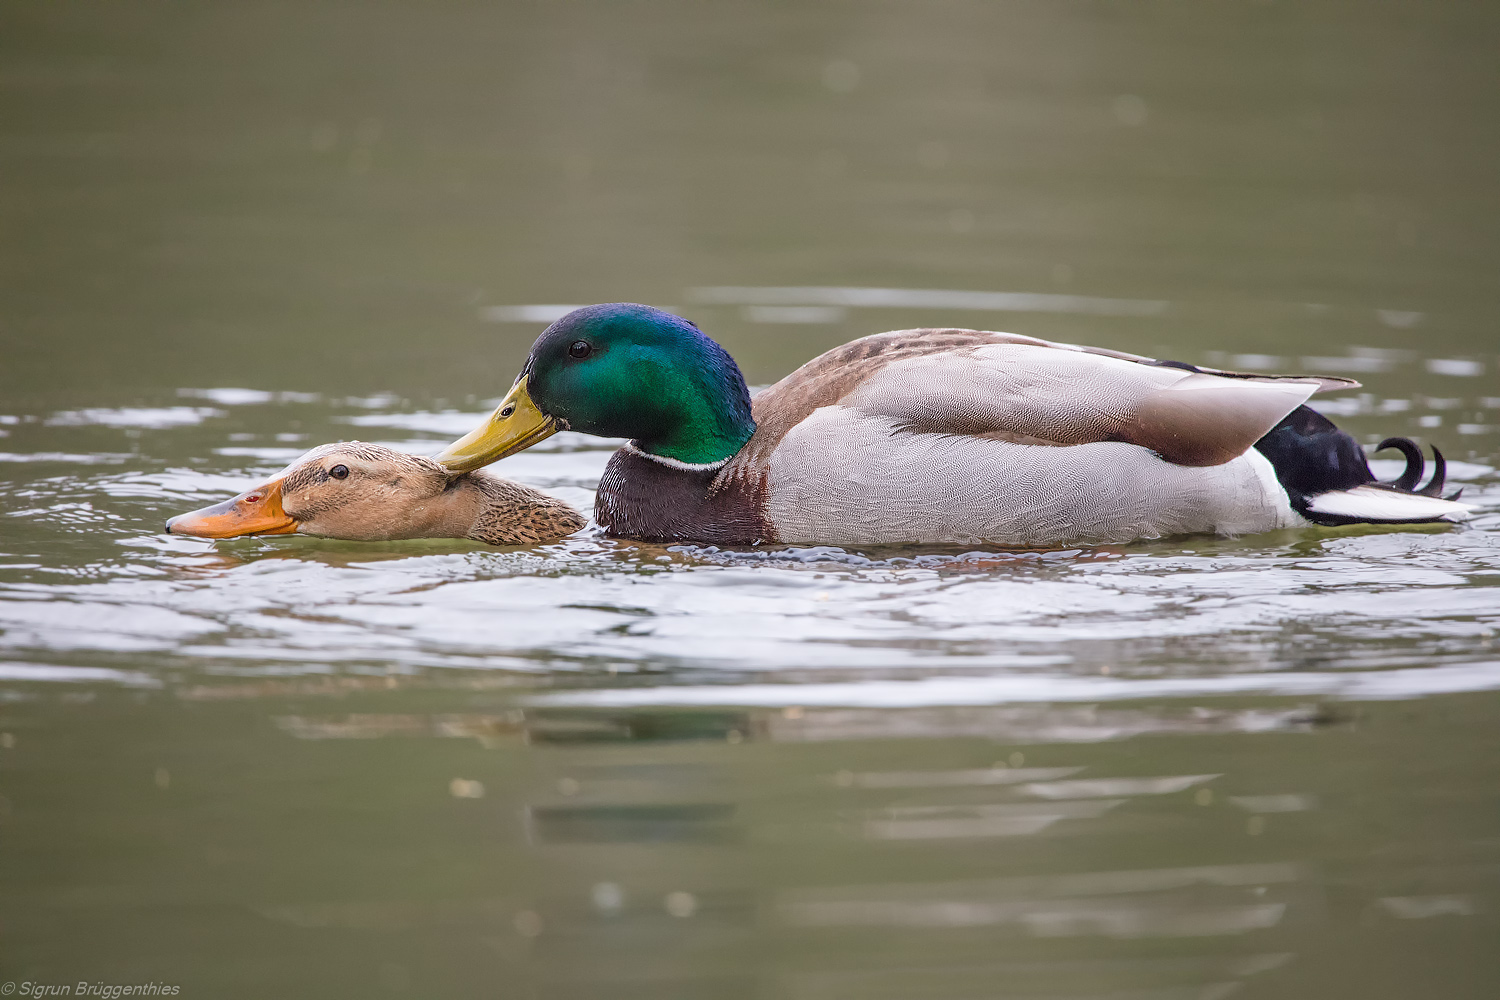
[1125,374,1320,466]
[742,330,1059,465]
[735,329,1340,470]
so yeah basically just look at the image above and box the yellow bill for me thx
[434,376,558,472]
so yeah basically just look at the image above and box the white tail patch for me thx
[1305,485,1472,523]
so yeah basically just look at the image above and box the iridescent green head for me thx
[435,304,756,471]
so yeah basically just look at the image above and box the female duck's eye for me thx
[329,465,349,480]
[568,340,592,359]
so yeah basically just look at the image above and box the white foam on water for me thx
[0,662,161,686]
[480,304,588,323]
[0,452,131,464]
[689,285,1168,317]
[45,406,225,428]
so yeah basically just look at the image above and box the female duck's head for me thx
[437,304,755,471]
[165,441,584,544]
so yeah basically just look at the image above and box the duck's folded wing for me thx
[838,343,1324,468]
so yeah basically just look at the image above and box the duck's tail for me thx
[1254,407,1472,526]
[1301,480,1471,525]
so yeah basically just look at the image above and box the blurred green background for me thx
[4,0,1497,404]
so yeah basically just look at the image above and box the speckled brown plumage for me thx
[271,441,583,544]
[466,472,586,544]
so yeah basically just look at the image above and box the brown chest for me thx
[593,449,769,544]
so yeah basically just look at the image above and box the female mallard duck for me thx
[434,303,1470,546]
[167,441,584,544]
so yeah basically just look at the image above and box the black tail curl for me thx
[1374,437,1462,500]
[1254,406,1464,524]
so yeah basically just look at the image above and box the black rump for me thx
[1254,406,1459,523]
[1253,405,1375,505]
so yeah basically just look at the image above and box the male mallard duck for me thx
[167,441,584,544]
[434,303,1470,546]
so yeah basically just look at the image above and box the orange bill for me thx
[166,480,298,539]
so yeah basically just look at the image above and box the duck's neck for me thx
[595,446,769,543]
[418,475,584,544]
[624,441,736,472]
[630,381,756,468]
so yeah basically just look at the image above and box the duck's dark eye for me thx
[329,465,349,480]
[568,340,592,359]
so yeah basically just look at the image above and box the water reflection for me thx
[859,797,1124,841]
[776,861,1304,935]
[4,669,1497,997]
[529,802,738,844]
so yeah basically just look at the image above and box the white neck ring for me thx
[623,441,731,472]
